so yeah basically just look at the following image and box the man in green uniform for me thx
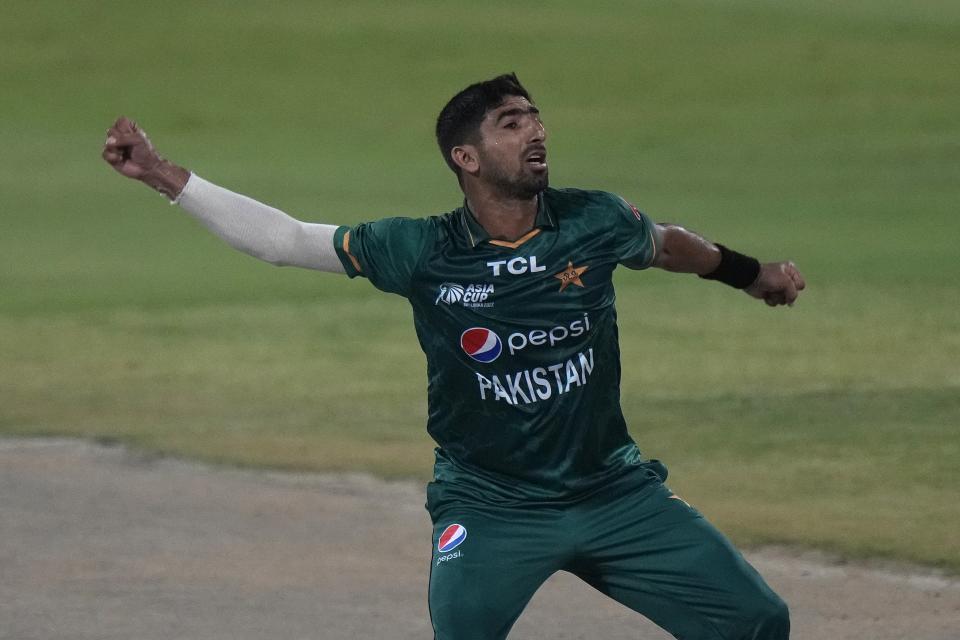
[103,73,804,639]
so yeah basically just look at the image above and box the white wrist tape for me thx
[175,174,345,274]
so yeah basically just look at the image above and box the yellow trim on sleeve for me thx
[647,223,660,267]
[343,230,363,273]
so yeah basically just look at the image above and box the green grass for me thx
[2,1,959,571]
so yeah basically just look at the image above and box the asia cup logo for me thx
[460,328,502,363]
[437,523,467,553]
[435,282,465,305]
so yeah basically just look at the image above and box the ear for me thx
[450,144,480,176]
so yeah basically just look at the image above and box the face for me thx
[467,95,549,199]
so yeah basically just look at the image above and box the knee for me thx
[735,591,790,640]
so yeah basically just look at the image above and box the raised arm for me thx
[101,117,345,273]
[650,223,806,307]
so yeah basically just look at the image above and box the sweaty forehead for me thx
[484,96,537,122]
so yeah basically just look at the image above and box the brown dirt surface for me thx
[1,438,958,639]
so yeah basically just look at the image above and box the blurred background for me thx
[2,0,958,570]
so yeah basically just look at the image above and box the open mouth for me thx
[525,149,548,170]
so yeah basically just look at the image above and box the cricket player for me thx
[103,73,804,639]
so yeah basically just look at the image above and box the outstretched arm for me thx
[650,223,806,307]
[101,117,345,273]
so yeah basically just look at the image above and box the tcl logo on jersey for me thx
[487,256,546,277]
[507,313,591,355]
[460,328,502,363]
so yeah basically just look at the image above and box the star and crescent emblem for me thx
[554,260,588,292]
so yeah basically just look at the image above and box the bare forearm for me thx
[650,221,806,306]
[652,224,721,275]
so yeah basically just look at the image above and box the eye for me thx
[504,121,519,129]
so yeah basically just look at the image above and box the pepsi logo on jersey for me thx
[507,313,591,355]
[460,316,597,405]
[460,328,503,363]
[459,315,592,363]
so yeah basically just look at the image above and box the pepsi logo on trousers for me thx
[438,524,467,552]
[460,328,502,363]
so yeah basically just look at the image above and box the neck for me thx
[464,186,539,242]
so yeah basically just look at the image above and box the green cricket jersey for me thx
[333,188,658,502]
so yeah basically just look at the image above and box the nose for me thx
[529,118,546,143]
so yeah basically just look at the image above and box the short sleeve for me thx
[609,195,658,270]
[333,217,432,297]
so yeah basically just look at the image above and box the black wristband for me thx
[699,244,761,289]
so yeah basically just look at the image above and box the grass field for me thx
[2,1,959,570]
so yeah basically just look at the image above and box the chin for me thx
[487,167,549,199]
[514,171,549,199]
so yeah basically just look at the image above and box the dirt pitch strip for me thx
[1,439,957,640]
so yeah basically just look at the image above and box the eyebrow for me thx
[495,105,540,124]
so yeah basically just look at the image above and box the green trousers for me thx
[427,465,789,640]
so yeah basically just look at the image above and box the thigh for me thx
[427,502,565,640]
[570,482,789,640]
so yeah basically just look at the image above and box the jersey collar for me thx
[459,192,556,249]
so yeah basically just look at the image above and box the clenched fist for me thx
[745,261,806,307]
[102,117,189,200]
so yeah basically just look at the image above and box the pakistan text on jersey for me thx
[475,349,594,406]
